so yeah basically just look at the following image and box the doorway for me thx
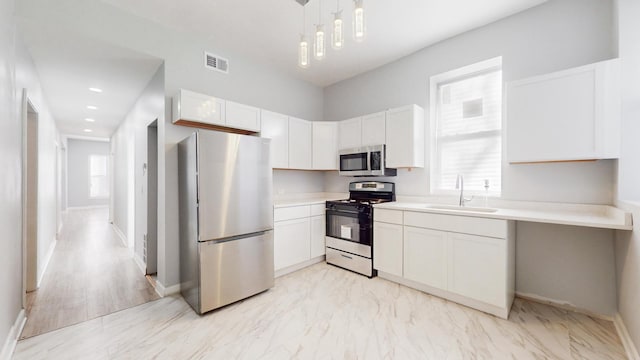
[23,95,38,295]
[145,120,158,275]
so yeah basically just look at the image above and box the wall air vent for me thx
[204,52,229,74]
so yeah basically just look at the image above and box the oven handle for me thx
[326,209,360,216]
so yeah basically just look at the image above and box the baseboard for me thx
[133,253,146,275]
[614,313,640,360]
[515,292,614,321]
[155,280,181,298]
[37,238,57,288]
[0,309,26,360]
[111,224,128,248]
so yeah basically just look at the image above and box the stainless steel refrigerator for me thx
[178,130,274,314]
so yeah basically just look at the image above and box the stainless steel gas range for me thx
[325,181,395,277]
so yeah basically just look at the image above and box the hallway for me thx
[21,207,159,339]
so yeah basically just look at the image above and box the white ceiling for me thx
[18,22,163,139]
[101,0,547,87]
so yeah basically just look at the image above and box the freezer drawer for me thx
[198,231,274,313]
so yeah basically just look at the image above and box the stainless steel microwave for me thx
[338,145,397,177]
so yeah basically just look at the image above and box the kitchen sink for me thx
[423,204,498,213]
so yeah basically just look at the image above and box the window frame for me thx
[429,57,503,197]
[88,154,109,199]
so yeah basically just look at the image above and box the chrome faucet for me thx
[456,174,473,207]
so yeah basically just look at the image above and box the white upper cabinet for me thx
[289,117,312,170]
[226,101,261,132]
[173,89,225,126]
[338,117,362,150]
[385,104,425,168]
[361,112,386,146]
[312,121,338,170]
[260,110,289,169]
[506,59,621,163]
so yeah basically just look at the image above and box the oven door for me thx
[325,208,371,246]
[338,150,370,176]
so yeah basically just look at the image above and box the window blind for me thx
[433,69,502,193]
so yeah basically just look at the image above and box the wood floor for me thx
[15,262,627,359]
[20,207,159,339]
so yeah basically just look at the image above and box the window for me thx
[89,154,109,198]
[430,58,502,195]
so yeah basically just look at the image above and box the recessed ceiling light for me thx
[87,105,98,110]
[85,118,95,122]
[83,129,93,133]
[88,87,103,93]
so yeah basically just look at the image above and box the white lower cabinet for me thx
[373,209,515,319]
[274,203,326,276]
[403,226,448,290]
[274,217,310,271]
[448,232,507,308]
[310,215,326,258]
[373,222,403,277]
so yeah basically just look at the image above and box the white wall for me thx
[324,0,615,204]
[323,0,618,316]
[615,0,640,352]
[15,34,60,288]
[66,139,109,208]
[16,0,326,287]
[111,119,134,246]
[111,63,164,268]
[0,0,23,356]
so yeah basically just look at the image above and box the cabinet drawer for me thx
[404,211,506,239]
[310,203,325,216]
[326,247,372,277]
[374,209,403,225]
[274,205,311,222]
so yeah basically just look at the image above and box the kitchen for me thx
[1,0,640,359]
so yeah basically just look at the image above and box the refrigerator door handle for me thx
[200,229,274,244]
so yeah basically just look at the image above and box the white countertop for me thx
[374,201,633,230]
[273,193,346,208]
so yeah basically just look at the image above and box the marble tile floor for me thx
[14,263,627,359]
[21,207,159,339]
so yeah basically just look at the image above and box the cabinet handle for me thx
[340,254,353,260]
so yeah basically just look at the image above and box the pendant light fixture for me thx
[314,0,326,60]
[295,0,367,68]
[353,0,365,42]
[331,0,344,50]
[298,4,310,68]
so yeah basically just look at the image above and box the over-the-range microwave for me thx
[338,145,397,177]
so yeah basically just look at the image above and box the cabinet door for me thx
[310,215,326,258]
[361,112,386,146]
[506,59,620,162]
[448,232,506,307]
[261,110,289,169]
[177,89,225,126]
[338,117,362,150]
[274,218,311,271]
[403,226,448,290]
[289,117,312,170]
[385,105,424,168]
[226,101,261,132]
[373,222,403,277]
[312,122,338,170]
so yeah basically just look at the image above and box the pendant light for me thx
[331,0,344,50]
[298,5,310,68]
[314,0,326,60]
[353,0,365,42]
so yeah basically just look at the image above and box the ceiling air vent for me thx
[204,52,229,74]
